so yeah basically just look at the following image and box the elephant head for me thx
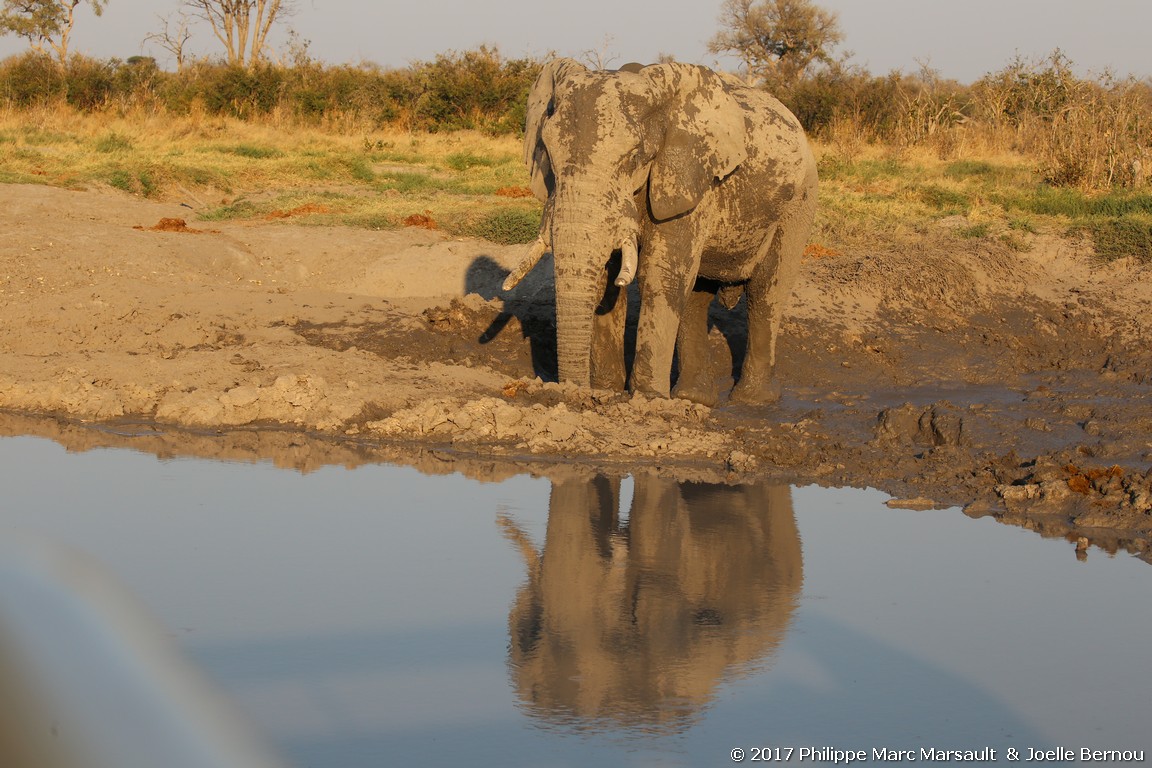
[505,59,752,389]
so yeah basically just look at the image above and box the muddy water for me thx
[1,434,1148,767]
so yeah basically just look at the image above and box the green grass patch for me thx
[1007,216,1038,234]
[104,165,161,197]
[815,154,850,180]
[958,222,991,239]
[167,162,231,190]
[1072,218,1152,263]
[997,186,1152,219]
[443,150,502,171]
[467,207,540,244]
[93,132,134,153]
[295,155,378,182]
[20,128,74,145]
[342,156,375,182]
[853,157,906,182]
[219,143,282,159]
[200,199,262,220]
[919,185,971,213]
[1083,194,1152,217]
[944,159,997,178]
[375,170,452,194]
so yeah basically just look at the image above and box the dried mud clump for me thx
[134,218,219,234]
[403,212,437,229]
[423,298,477,331]
[802,243,840,259]
[495,186,534,198]
[874,403,966,448]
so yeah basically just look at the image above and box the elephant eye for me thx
[541,120,561,153]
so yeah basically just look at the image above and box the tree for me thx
[0,0,107,65]
[181,0,294,68]
[709,0,842,90]
[145,10,193,70]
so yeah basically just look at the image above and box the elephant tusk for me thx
[615,238,638,287]
[502,237,549,292]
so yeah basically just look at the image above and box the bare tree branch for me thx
[144,10,193,70]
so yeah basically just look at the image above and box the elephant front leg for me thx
[631,238,696,399]
[590,254,628,390]
[670,285,720,406]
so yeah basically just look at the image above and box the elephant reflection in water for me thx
[498,474,802,730]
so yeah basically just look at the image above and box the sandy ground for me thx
[2,183,1150,557]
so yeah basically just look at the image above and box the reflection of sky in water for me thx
[1,435,1149,767]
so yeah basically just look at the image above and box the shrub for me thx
[0,52,66,105]
[411,46,540,134]
[971,53,1152,190]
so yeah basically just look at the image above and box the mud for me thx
[1,184,1149,559]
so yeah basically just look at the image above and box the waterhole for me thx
[1,434,1147,766]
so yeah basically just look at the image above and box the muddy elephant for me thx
[502,59,818,405]
[498,473,801,729]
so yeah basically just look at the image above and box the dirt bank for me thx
[2,183,1150,557]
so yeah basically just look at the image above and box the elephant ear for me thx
[642,64,749,221]
[524,58,586,202]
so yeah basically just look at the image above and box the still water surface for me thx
[1,434,1148,766]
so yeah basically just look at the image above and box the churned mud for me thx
[1,183,1150,558]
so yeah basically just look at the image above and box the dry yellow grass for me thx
[1,106,1148,259]
[0,105,540,240]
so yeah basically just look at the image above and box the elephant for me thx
[498,473,802,729]
[501,58,818,405]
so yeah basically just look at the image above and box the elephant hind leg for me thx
[730,221,806,405]
[671,282,721,406]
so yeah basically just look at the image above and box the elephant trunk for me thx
[553,280,597,387]
[551,192,623,388]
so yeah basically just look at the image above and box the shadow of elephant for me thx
[465,254,559,381]
[498,473,802,732]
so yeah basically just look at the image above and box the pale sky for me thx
[1,0,1148,84]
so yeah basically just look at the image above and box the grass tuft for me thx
[920,185,971,213]
[94,132,134,153]
[444,151,501,171]
[219,144,283,159]
[468,207,540,244]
